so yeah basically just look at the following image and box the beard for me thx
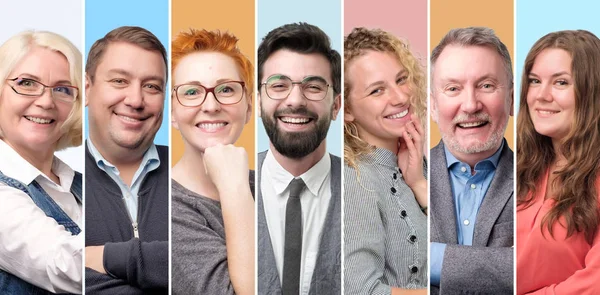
[261,105,331,159]
[441,111,507,154]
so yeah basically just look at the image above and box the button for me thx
[470,184,476,189]
[393,173,397,180]
[461,166,467,173]
[411,266,418,273]
[400,210,407,218]
[409,235,417,243]
[391,187,396,194]
[463,219,470,226]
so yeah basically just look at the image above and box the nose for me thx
[201,92,222,113]
[123,85,144,109]
[460,87,482,114]
[284,83,307,108]
[534,82,553,102]
[34,88,56,109]
[389,85,409,106]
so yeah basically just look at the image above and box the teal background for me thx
[85,0,170,145]
[257,0,342,156]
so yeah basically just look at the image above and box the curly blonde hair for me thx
[344,27,426,168]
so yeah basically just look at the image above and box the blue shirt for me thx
[430,141,504,286]
[87,138,160,222]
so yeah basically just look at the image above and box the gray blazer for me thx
[257,151,342,294]
[430,140,514,295]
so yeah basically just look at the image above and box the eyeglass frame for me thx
[259,74,333,101]
[6,77,79,103]
[172,80,247,107]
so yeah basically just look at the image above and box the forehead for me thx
[347,50,403,85]
[95,42,166,80]
[262,49,331,82]
[433,45,507,84]
[11,46,70,80]
[531,48,572,74]
[174,51,241,84]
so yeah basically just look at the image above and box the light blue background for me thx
[257,0,342,156]
[85,0,169,146]
[516,0,600,114]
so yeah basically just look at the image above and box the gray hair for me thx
[430,27,513,89]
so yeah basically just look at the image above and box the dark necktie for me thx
[282,178,306,295]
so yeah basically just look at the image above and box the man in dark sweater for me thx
[83,26,169,294]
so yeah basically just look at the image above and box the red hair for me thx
[172,29,253,94]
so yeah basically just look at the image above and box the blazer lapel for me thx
[473,142,514,246]
[430,141,459,244]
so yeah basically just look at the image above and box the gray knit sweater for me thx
[171,171,254,295]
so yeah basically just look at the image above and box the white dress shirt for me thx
[261,150,331,295]
[0,139,82,294]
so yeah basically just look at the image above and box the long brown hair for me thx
[517,30,600,244]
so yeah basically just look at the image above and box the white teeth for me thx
[197,123,227,130]
[280,117,310,124]
[458,121,486,128]
[118,115,141,122]
[538,110,558,115]
[25,116,52,124]
[386,109,409,119]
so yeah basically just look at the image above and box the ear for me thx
[245,93,253,124]
[257,91,262,118]
[330,94,341,120]
[344,100,355,122]
[85,74,91,106]
[430,92,438,123]
[509,88,514,116]
[171,96,179,130]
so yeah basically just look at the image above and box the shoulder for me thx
[155,144,169,160]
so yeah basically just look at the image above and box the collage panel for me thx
[516,1,600,294]
[84,0,169,294]
[256,0,343,294]
[0,0,83,294]
[170,0,256,294]
[429,0,515,294]
[343,0,428,294]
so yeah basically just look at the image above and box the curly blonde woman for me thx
[343,27,427,295]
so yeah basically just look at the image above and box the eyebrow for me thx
[180,78,240,85]
[529,71,572,78]
[364,69,409,90]
[17,73,72,86]
[107,68,165,85]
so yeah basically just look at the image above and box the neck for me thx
[270,141,327,177]
[89,137,147,186]
[172,146,219,200]
[448,142,502,170]
[3,139,57,183]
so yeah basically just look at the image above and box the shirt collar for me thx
[87,138,160,172]
[444,140,504,170]
[265,149,331,197]
[0,139,74,189]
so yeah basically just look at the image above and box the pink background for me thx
[344,0,428,70]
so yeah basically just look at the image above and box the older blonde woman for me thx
[343,27,427,295]
[0,31,82,294]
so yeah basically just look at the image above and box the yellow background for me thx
[171,0,255,168]
[430,0,514,149]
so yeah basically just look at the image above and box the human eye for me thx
[144,83,163,94]
[479,82,496,92]
[109,78,128,87]
[443,85,461,97]
[368,87,385,96]
[17,78,38,88]
[53,86,74,95]
[555,79,569,86]
[397,76,408,85]
[528,77,540,85]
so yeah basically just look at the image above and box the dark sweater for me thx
[85,143,169,294]
[171,171,254,295]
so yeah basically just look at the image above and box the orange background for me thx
[430,0,514,149]
[171,0,255,168]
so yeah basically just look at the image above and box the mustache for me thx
[452,112,490,124]
[274,106,318,119]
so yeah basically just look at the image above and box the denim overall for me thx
[0,170,82,295]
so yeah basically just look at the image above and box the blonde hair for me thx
[344,27,426,168]
[0,30,82,150]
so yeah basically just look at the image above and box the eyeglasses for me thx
[6,77,78,103]
[173,81,246,107]
[260,74,332,101]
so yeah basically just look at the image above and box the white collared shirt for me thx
[261,150,331,295]
[0,139,82,294]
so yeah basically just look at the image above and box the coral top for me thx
[517,170,600,294]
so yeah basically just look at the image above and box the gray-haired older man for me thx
[429,27,514,294]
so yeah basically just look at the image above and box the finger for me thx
[406,121,422,144]
[402,130,417,152]
[411,114,425,136]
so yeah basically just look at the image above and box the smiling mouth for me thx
[537,110,559,115]
[385,109,409,119]
[457,121,488,129]
[116,113,146,122]
[25,116,54,124]
[196,122,228,130]
[279,116,313,125]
